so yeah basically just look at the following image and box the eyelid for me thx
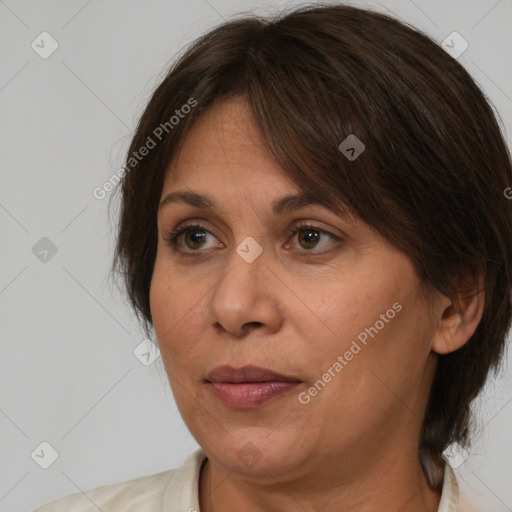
[285,222,343,255]
[162,219,345,256]
[162,220,220,253]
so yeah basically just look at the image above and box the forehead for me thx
[159,96,358,224]
[162,96,301,195]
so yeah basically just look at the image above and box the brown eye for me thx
[163,222,342,257]
[163,223,220,255]
[182,228,208,250]
[288,224,343,255]
[297,228,321,249]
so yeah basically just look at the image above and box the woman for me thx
[34,2,512,511]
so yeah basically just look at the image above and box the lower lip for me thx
[208,381,301,409]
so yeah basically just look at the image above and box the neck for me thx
[199,449,442,512]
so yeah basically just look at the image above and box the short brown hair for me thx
[110,2,512,487]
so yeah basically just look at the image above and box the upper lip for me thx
[206,365,301,383]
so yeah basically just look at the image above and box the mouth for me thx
[205,364,301,384]
[205,365,303,409]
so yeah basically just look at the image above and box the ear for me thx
[431,270,485,355]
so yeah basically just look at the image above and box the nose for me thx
[207,243,283,338]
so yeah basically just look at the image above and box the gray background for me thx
[1,0,511,510]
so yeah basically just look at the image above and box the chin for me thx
[203,431,305,476]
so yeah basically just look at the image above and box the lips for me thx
[205,365,302,409]
[205,365,301,384]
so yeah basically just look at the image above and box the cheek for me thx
[149,263,207,366]
[308,260,425,384]
[149,263,184,360]
[149,264,171,334]
[313,272,394,345]
[150,254,192,329]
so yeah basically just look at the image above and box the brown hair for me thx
[110,2,512,487]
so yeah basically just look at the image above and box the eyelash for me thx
[162,221,343,257]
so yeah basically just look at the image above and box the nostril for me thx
[241,322,264,332]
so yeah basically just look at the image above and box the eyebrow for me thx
[158,190,338,216]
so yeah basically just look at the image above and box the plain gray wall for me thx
[1,1,511,510]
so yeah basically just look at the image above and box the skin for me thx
[150,95,484,512]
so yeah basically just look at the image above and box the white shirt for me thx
[33,448,470,511]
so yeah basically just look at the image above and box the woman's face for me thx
[150,96,441,478]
